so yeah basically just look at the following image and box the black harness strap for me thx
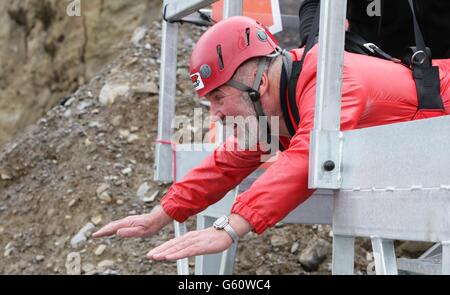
[282,3,321,138]
[407,0,444,110]
[345,31,401,63]
[280,61,296,137]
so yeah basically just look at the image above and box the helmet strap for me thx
[226,58,272,145]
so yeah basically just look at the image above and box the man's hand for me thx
[146,213,252,261]
[146,227,233,261]
[92,205,172,239]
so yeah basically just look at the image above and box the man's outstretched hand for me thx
[146,227,233,261]
[146,213,252,261]
[92,205,172,239]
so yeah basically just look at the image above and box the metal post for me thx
[308,0,347,189]
[332,235,355,275]
[195,216,224,274]
[442,241,450,275]
[371,237,398,275]
[155,0,178,182]
[174,221,189,274]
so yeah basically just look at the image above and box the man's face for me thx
[205,85,263,150]
[204,85,255,124]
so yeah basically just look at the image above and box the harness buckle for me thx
[363,43,378,54]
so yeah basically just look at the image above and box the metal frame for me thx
[311,0,450,275]
[156,0,450,275]
[163,0,219,22]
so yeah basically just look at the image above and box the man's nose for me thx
[210,111,225,123]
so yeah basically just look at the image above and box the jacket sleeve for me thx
[160,136,264,222]
[231,74,368,234]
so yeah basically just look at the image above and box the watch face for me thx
[214,216,228,229]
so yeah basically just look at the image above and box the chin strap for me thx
[226,57,272,144]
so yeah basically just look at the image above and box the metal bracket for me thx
[308,130,343,189]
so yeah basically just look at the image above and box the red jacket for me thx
[161,45,450,234]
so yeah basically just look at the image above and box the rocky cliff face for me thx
[0,0,161,146]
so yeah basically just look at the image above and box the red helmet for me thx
[190,16,279,97]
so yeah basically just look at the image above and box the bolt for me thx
[323,160,335,172]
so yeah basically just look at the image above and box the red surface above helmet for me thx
[189,16,279,98]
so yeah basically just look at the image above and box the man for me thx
[93,16,450,261]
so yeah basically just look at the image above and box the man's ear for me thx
[258,72,269,96]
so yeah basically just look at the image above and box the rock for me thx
[82,263,96,274]
[88,121,103,129]
[0,172,12,180]
[70,223,95,248]
[97,260,115,272]
[298,239,330,272]
[95,244,107,256]
[116,199,124,205]
[68,199,78,208]
[274,222,284,228]
[291,242,299,254]
[96,183,110,196]
[0,226,4,235]
[270,235,289,247]
[144,43,152,50]
[35,255,45,262]
[91,215,103,225]
[99,83,130,105]
[111,115,123,127]
[256,266,271,275]
[131,27,147,46]
[66,252,81,275]
[98,191,112,203]
[119,129,130,138]
[131,82,158,95]
[101,269,120,275]
[124,57,139,68]
[76,101,93,114]
[121,167,132,176]
[127,134,140,144]
[137,183,159,203]
[4,242,15,257]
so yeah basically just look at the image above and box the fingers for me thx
[147,232,197,259]
[150,237,198,260]
[146,229,233,261]
[164,244,200,261]
[92,218,132,238]
[116,226,146,238]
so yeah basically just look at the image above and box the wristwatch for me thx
[213,216,239,243]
